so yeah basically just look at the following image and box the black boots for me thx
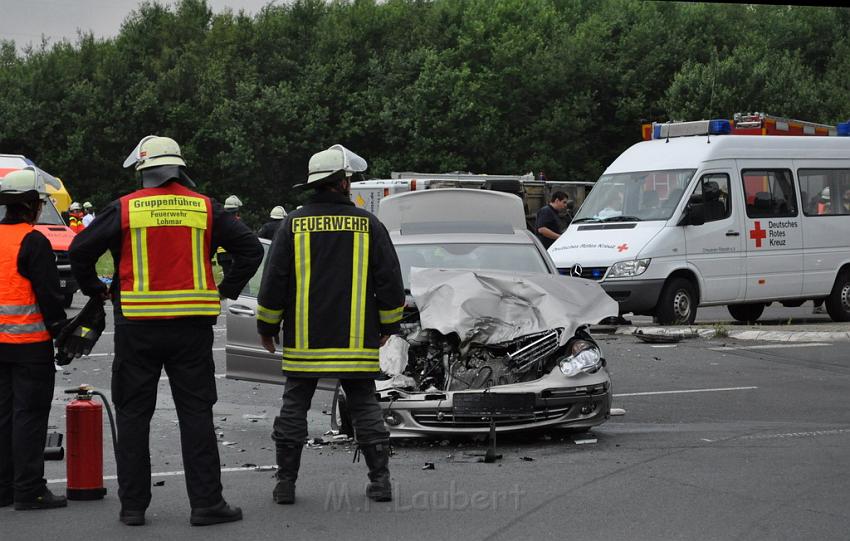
[361,442,392,502]
[189,500,243,526]
[273,444,303,504]
[119,508,146,526]
[13,488,67,510]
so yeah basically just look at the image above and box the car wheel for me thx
[825,271,850,322]
[727,303,765,323]
[655,277,697,325]
[337,392,354,438]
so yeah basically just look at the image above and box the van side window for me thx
[742,169,798,218]
[798,169,850,216]
[690,174,731,222]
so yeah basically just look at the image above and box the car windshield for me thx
[573,169,697,223]
[395,243,550,289]
[0,199,66,226]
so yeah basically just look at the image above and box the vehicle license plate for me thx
[453,392,535,417]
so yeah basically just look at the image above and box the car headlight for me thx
[558,340,602,377]
[607,258,651,278]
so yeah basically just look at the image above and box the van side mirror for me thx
[685,202,706,226]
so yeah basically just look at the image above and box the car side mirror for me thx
[685,202,706,226]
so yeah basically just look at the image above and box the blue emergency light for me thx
[708,119,732,134]
[838,121,850,137]
[592,269,604,279]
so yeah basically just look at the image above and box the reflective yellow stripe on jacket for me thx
[379,306,404,325]
[257,305,283,325]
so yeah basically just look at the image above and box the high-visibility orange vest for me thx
[0,223,52,343]
[118,184,220,319]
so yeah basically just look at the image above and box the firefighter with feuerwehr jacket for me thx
[257,144,405,505]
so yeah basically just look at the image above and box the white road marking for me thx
[47,465,277,485]
[76,347,226,359]
[740,428,850,441]
[709,343,831,351]
[614,386,758,397]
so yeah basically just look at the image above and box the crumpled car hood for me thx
[409,268,618,347]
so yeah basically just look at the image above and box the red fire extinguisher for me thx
[64,386,116,501]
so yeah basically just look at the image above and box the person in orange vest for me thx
[0,168,68,510]
[68,201,85,233]
[68,136,263,526]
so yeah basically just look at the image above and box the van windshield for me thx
[574,169,696,223]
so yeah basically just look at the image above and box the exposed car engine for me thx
[400,321,568,392]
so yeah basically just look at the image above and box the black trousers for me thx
[112,325,222,510]
[273,377,389,447]
[0,360,55,500]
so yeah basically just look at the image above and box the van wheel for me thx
[727,303,764,323]
[655,277,697,325]
[825,271,850,322]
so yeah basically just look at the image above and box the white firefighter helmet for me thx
[270,206,286,219]
[69,201,82,211]
[822,187,831,201]
[224,195,243,210]
[0,168,50,205]
[83,201,93,210]
[298,144,367,188]
[123,135,186,171]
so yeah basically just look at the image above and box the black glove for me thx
[55,297,107,366]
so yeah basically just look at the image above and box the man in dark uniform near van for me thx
[69,136,263,526]
[256,144,405,505]
[535,191,569,249]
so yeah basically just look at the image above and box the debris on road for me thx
[573,433,598,445]
[221,441,238,446]
[422,462,435,470]
[153,481,165,487]
[611,408,626,416]
[520,456,535,461]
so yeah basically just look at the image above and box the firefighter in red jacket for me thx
[69,136,263,526]
[0,168,68,510]
[257,144,405,505]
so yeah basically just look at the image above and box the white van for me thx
[548,118,850,324]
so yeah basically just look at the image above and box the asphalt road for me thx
[3,294,849,540]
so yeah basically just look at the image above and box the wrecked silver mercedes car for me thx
[376,267,617,437]
[225,188,618,438]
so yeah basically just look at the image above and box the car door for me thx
[684,169,745,302]
[738,164,803,301]
[224,239,336,390]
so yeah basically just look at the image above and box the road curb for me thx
[613,326,850,343]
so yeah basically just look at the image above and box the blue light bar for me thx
[708,119,731,135]
[653,124,661,139]
[838,121,850,137]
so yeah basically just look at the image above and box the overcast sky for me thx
[0,0,278,47]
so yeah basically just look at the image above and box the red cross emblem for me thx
[617,243,629,252]
[749,221,766,248]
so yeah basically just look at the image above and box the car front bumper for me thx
[376,368,612,437]
[601,279,665,315]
